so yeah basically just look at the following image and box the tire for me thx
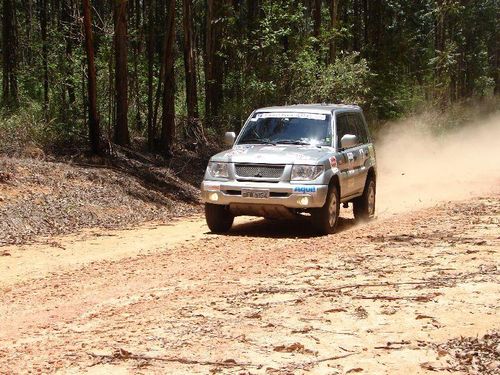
[353,177,376,221]
[205,203,234,233]
[311,183,340,235]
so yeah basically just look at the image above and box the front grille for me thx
[235,164,284,179]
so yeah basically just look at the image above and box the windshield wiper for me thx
[275,139,311,145]
[239,138,276,145]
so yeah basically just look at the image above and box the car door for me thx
[335,113,359,198]
[348,113,370,193]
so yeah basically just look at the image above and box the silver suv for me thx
[201,104,376,234]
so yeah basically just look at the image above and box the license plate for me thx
[242,189,270,199]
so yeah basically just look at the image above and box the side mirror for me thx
[340,134,358,149]
[224,132,236,146]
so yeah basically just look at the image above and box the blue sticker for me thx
[293,186,317,194]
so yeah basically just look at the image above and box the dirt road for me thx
[1,189,499,374]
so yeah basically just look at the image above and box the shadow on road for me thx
[224,216,357,239]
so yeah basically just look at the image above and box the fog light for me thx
[209,192,219,202]
[297,196,310,206]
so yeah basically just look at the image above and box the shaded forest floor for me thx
[0,148,210,246]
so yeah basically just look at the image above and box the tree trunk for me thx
[1,0,18,108]
[113,0,130,145]
[492,28,499,95]
[247,0,258,30]
[108,44,114,140]
[205,0,224,127]
[362,0,367,45]
[434,0,446,104]
[26,0,33,64]
[159,0,176,156]
[313,0,321,54]
[41,0,49,117]
[82,0,101,154]
[62,0,76,106]
[146,0,155,149]
[132,0,142,130]
[353,0,360,52]
[328,0,339,64]
[183,0,201,138]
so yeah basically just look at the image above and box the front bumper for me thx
[200,180,328,209]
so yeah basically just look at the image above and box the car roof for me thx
[255,103,361,114]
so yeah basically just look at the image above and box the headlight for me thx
[208,162,229,178]
[291,165,324,181]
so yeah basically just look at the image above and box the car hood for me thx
[210,144,331,165]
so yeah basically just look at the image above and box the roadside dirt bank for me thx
[0,193,498,374]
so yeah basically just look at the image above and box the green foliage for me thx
[0,101,84,154]
[289,51,372,105]
[0,0,498,152]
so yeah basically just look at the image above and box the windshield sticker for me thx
[233,148,249,154]
[254,112,327,121]
[225,148,249,158]
[293,186,317,194]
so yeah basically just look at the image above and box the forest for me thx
[0,0,498,156]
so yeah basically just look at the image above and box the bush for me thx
[0,101,85,155]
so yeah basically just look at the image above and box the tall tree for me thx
[1,0,18,107]
[132,0,142,130]
[247,0,258,30]
[61,0,76,114]
[25,0,34,65]
[492,24,499,95]
[182,0,200,137]
[159,0,176,156]
[312,0,321,54]
[40,0,49,117]
[0,0,498,152]
[205,0,225,126]
[328,0,340,63]
[114,0,130,145]
[146,0,155,149]
[82,0,101,154]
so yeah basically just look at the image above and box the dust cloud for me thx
[375,112,500,216]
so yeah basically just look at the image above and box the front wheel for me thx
[353,177,376,221]
[311,184,340,235]
[205,203,234,233]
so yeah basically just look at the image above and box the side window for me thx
[346,114,361,145]
[360,114,371,143]
[351,113,368,144]
[336,114,350,148]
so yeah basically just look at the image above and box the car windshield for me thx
[237,112,332,147]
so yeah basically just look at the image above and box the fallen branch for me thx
[374,340,411,350]
[306,351,360,364]
[317,280,452,293]
[244,281,437,298]
[241,275,474,300]
[353,293,442,302]
[89,349,257,368]
[284,352,360,371]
